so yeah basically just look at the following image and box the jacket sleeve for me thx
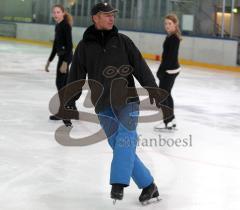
[65,41,87,101]
[123,35,158,88]
[48,39,57,62]
[63,23,73,62]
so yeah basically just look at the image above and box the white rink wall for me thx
[16,23,239,66]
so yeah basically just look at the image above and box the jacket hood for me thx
[83,25,118,42]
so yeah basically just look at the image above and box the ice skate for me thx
[171,118,177,128]
[154,121,175,131]
[139,183,161,205]
[63,119,72,127]
[111,184,124,205]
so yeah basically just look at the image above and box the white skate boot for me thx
[154,121,175,131]
[171,118,177,128]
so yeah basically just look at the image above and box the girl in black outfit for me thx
[155,14,182,130]
[45,4,75,120]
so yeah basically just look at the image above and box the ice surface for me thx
[0,41,240,210]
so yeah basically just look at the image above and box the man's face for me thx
[93,12,115,30]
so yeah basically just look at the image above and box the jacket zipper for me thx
[101,32,106,53]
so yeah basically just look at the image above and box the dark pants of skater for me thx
[56,56,69,89]
[158,73,179,124]
[56,56,79,108]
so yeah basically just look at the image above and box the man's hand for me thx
[147,87,168,108]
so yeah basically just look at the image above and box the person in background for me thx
[155,14,182,131]
[45,4,77,121]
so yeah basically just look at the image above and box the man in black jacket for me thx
[66,2,163,204]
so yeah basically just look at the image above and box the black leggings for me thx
[56,56,69,91]
[159,73,179,124]
[56,56,80,108]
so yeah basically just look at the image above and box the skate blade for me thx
[63,121,73,128]
[154,127,177,132]
[141,197,162,206]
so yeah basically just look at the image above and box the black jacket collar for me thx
[83,25,118,42]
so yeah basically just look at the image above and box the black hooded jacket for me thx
[67,25,158,113]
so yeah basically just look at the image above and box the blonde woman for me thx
[155,14,182,130]
[45,4,77,121]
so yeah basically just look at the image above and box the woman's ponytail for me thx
[64,12,73,26]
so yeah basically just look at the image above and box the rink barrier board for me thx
[0,36,52,47]
[142,52,240,72]
[1,36,240,73]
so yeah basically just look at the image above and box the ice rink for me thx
[0,40,240,210]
